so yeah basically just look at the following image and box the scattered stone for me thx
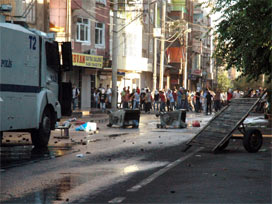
[170,190,176,194]
[26,139,29,142]
[123,140,126,143]
[159,136,161,138]
[54,141,58,144]
[108,158,111,161]
[22,138,26,140]
[148,141,152,144]
[66,198,69,202]
[86,152,91,154]
[195,154,202,157]
[132,142,135,144]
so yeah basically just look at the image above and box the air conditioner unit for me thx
[90,49,97,55]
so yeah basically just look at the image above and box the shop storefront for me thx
[66,52,103,109]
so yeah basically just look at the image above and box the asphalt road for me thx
[0,112,271,204]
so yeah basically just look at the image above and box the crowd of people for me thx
[73,83,268,115]
[117,86,267,115]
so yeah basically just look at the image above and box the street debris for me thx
[170,190,176,194]
[86,152,91,154]
[212,173,217,177]
[156,110,187,129]
[259,149,268,152]
[244,116,269,127]
[195,154,202,157]
[107,109,140,128]
[192,121,200,127]
[148,141,152,144]
[76,154,84,158]
[75,122,97,132]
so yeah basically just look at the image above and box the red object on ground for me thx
[192,121,200,127]
[75,121,86,125]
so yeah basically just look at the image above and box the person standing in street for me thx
[72,85,80,110]
[227,89,233,104]
[214,90,221,112]
[144,89,152,113]
[99,89,107,112]
[159,90,166,112]
[153,90,160,111]
[206,89,213,115]
[106,85,112,109]
[133,89,140,109]
[195,89,201,112]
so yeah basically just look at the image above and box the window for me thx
[95,22,105,47]
[76,17,90,44]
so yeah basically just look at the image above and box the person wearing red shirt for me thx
[227,89,233,104]
[159,91,166,112]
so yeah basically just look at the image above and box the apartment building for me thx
[191,0,212,90]
[106,0,153,95]
[166,0,194,90]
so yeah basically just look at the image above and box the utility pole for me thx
[159,0,166,90]
[183,22,188,89]
[153,1,158,92]
[112,0,118,110]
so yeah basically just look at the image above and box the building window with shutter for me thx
[95,22,105,48]
[76,17,90,44]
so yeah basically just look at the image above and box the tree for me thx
[217,71,232,92]
[209,0,272,81]
[232,75,272,91]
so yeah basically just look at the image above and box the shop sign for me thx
[192,69,202,76]
[72,52,103,68]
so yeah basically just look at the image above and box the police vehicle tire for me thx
[243,128,263,153]
[31,108,51,147]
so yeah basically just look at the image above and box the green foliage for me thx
[209,0,272,81]
[233,76,261,91]
[217,71,232,92]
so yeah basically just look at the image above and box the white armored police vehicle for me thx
[0,5,73,147]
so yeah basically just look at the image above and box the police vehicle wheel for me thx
[243,128,263,153]
[31,108,51,147]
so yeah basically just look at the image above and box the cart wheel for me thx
[243,128,263,153]
[217,140,230,151]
